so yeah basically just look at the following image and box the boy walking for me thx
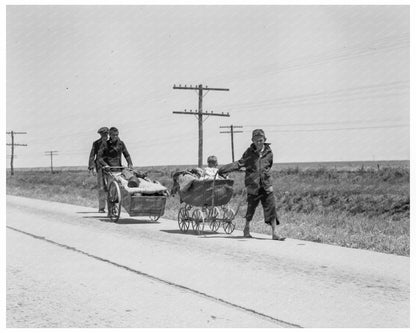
[219,129,285,240]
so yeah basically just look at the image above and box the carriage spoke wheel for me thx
[192,209,205,235]
[108,181,121,223]
[178,207,190,232]
[208,207,221,232]
[222,208,236,234]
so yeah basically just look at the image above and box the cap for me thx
[97,127,109,134]
[252,129,266,139]
[109,127,119,133]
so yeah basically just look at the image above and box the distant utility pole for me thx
[172,84,230,167]
[45,150,59,173]
[6,131,27,176]
[220,125,243,162]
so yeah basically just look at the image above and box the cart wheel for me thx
[192,209,205,235]
[178,207,190,232]
[223,221,236,234]
[149,215,160,222]
[108,181,121,222]
[222,208,236,234]
[208,207,221,232]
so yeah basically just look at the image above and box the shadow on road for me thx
[160,229,263,240]
[161,229,219,236]
[75,211,98,214]
[115,218,159,225]
[201,234,270,241]
[81,215,158,225]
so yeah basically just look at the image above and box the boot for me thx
[271,217,285,241]
[272,234,286,241]
[243,224,252,238]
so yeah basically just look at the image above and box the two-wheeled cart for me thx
[103,167,168,223]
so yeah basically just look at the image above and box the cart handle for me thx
[102,166,131,173]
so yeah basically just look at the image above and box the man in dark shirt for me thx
[97,127,133,170]
[219,129,285,240]
[88,127,109,213]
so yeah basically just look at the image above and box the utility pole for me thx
[173,84,230,167]
[220,125,243,162]
[45,150,58,173]
[6,131,27,176]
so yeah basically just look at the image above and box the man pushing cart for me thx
[97,127,168,222]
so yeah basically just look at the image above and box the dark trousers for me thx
[245,188,280,225]
[96,168,106,210]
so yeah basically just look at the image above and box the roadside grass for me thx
[6,164,410,256]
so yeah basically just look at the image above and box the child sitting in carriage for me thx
[171,155,225,195]
[202,155,220,179]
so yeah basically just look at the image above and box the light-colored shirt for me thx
[202,167,219,179]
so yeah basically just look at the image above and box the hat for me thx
[207,155,218,165]
[252,129,266,139]
[109,127,119,133]
[97,127,109,134]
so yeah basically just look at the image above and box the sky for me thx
[5,4,411,168]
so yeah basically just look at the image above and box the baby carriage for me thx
[172,170,237,234]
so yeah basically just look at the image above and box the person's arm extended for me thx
[122,141,133,168]
[218,150,248,175]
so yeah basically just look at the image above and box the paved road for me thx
[6,195,410,328]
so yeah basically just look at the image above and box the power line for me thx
[6,131,28,176]
[243,117,407,128]
[206,33,409,82]
[172,84,230,167]
[220,125,243,162]
[220,81,409,111]
[266,124,408,133]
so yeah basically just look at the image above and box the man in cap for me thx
[219,129,285,240]
[97,127,133,170]
[88,127,109,213]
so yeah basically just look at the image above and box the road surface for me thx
[6,195,409,328]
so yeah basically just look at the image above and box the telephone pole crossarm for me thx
[173,111,230,117]
[44,150,59,173]
[6,130,28,176]
[173,85,230,92]
[172,83,230,167]
[219,125,243,162]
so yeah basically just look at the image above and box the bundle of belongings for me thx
[114,169,168,196]
[171,167,226,195]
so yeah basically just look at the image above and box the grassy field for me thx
[6,161,410,256]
